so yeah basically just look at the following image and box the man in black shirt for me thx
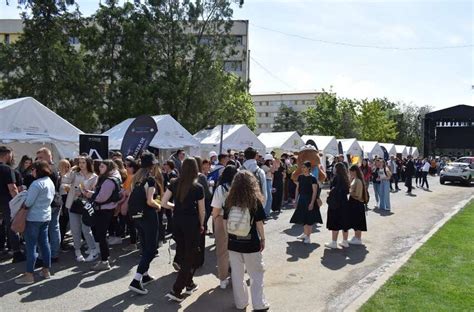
[405,155,416,195]
[0,146,25,262]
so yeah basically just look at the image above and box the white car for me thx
[440,157,474,185]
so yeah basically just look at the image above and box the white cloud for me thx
[331,75,380,99]
[447,35,466,45]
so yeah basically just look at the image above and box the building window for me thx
[234,35,243,45]
[224,61,243,72]
[265,112,269,117]
[5,34,10,44]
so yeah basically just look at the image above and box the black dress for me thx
[290,175,323,225]
[347,197,367,231]
[272,164,284,212]
[326,175,349,231]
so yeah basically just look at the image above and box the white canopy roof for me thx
[379,143,397,156]
[408,146,420,158]
[195,124,265,152]
[338,138,363,156]
[301,135,338,155]
[358,141,384,159]
[0,97,82,159]
[258,131,304,153]
[105,114,200,150]
[395,145,408,157]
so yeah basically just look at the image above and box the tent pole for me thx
[219,124,224,154]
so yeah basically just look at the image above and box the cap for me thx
[140,153,158,168]
[125,155,135,161]
[209,151,217,158]
[264,154,274,161]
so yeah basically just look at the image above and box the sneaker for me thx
[303,237,311,244]
[296,233,307,240]
[39,270,51,279]
[219,279,229,289]
[75,255,85,262]
[84,250,99,262]
[339,240,349,248]
[91,261,111,271]
[349,237,363,245]
[107,236,122,246]
[142,274,155,286]
[324,241,338,249]
[129,279,148,295]
[172,262,181,271]
[165,290,185,302]
[15,274,34,285]
[184,283,199,295]
[123,244,138,252]
[12,251,26,263]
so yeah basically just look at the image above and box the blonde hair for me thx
[132,164,164,196]
[58,159,71,175]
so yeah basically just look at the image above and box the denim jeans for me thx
[49,208,61,258]
[379,180,391,211]
[264,179,273,217]
[373,182,381,206]
[25,221,51,273]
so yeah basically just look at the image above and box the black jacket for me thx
[405,160,415,176]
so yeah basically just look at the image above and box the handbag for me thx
[70,196,87,214]
[11,205,27,233]
[82,201,98,227]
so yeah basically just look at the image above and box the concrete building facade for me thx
[252,91,321,134]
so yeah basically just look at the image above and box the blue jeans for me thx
[25,221,51,273]
[373,182,380,206]
[264,179,273,217]
[49,208,61,258]
[379,180,391,211]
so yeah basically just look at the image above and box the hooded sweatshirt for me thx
[241,159,267,207]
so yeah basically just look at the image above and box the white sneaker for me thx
[349,237,363,245]
[219,279,229,289]
[107,236,122,245]
[85,249,99,262]
[296,233,307,240]
[339,240,349,248]
[324,241,338,249]
[303,237,311,244]
[76,254,85,262]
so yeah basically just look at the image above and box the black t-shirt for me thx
[224,202,266,253]
[298,174,317,197]
[0,163,18,206]
[169,179,204,217]
[143,176,158,217]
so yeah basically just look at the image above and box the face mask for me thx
[285,159,291,165]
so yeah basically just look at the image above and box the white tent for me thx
[195,124,265,156]
[258,131,304,153]
[379,143,397,156]
[301,135,338,156]
[408,146,420,158]
[0,97,82,161]
[104,115,200,157]
[395,145,408,158]
[358,141,384,159]
[338,138,363,156]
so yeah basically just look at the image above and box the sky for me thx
[1,0,473,110]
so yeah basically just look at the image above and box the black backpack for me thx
[128,180,148,217]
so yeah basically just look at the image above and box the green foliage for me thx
[356,99,398,142]
[273,105,305,135]
[303,90,341,136]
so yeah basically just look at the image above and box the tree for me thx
[338,98,359,138]
[394,103,431,148]
[356,99,398,142]
[303,90,341,136]
[273,105,305,134]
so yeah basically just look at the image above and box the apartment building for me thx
[0,18,249,83]
[252,91,321,134]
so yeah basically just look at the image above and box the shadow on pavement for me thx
[184,287,236,312]
[372,208,394,217]
[286,241,320,262]
[320,246,368,271]
[282,224,320,237]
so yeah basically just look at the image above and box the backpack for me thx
[226,206,252,237]
[92,177,122,206]
[128,180,148,217]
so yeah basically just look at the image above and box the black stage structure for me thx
[423,104,474,157]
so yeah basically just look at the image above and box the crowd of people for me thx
[0,144,437,311]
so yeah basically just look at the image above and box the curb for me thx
[344,195,474,312]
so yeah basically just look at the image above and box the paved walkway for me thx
[0,176,472,312]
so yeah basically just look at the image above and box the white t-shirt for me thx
[422,162,430,172]
[210,184,230,216]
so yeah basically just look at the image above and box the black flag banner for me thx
[380,145,389,160]
[338,141,344,155]
[120,115,158,159]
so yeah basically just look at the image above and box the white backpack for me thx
[227,206,252,237]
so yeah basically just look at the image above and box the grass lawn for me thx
[360,201,474,312]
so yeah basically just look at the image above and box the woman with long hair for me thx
[261,155,274,218]
[122,159,140,251]
[378,160,392,211]
[195,156,212,269]
[211,165,238,289]
[83,160,121,271]
[290,161,322,244]
[345,165,368,246]
[16,155,33,186]
[61,156,98,262]
[224,170,269,311]
[161,158,205,302]
[127,153,163,295]
[107,159,128,246]
[58,159,71,250]
[15,161,56,285]
[325,162,350,249]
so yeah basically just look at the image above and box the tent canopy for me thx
[379,143,397,156]
[0,97,82,159]
[105,114,199,150]
[395,145,408,157]
[258,131,304,153]
[301,135,338,155]
[408,146,420,158]
[195,124,265,153]
[358,141,384,159]
[337,138,363,156]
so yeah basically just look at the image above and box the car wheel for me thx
[440,178,445,185]
[464,175,472,186]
